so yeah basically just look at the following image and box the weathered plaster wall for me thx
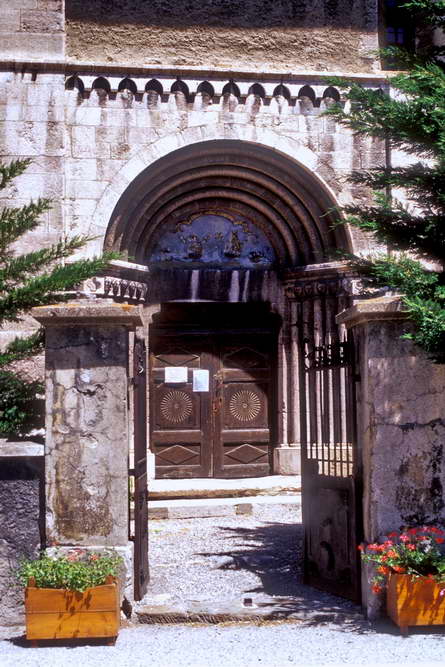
[44,323,129,546]
[0,0,65,60]
[66,0,379,73]
[358,320,445,538]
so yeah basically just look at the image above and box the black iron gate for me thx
[297,289,362,602]
[132,336,149,601]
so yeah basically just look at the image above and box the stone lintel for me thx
[336,296,408,329]
[31,303,143,328]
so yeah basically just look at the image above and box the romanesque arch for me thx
[102,139,351,267]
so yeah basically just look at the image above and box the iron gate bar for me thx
[133,336,149,601]
[298,294,362,602]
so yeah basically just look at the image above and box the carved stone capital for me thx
[80,276,149,302]
[284,276,352,301]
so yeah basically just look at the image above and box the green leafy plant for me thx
[359,526,445,594]
[0,370,42,433]
[0,157,118,432]
[324,0,445,362]
[17,549,124,592]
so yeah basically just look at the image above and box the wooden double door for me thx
[150,329,275,479]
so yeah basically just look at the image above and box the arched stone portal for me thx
[100,140,354,480]
[35,138,362,606]
[104,139,350,265]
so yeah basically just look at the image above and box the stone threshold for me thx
[149,475,301,501]
[134,594,363,626]
[148,494,301,520]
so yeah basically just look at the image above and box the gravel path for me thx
[3,504,445,665]
[2,622,445,666]
[142,503,358,617]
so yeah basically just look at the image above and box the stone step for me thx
[134,593,363,625]
[148,494,302,520]
[148,475,301,501]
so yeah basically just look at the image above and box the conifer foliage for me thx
[326,0,445,362]
[0,158,116,433]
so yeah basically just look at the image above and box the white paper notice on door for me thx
[193,369,209,392]
[164,366,188,383]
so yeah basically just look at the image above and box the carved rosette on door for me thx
[150,332,274,479]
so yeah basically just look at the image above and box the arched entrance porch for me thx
[33,138,362,609]
[102,139,362,602]
[102,139,354,483]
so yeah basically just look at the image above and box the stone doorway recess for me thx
[149,303,279,479]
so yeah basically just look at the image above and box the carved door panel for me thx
[150,332,274,479]
[214,335,273,478]
[150,337,214,478]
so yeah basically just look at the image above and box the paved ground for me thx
[3,500,445,665]
[2,621,445,666]
[136,502,360,622]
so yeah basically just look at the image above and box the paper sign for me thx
[193,369,209,392]
[165,366,188,383]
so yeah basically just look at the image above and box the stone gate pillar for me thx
[32,303,143,600]
[337,296,445,617]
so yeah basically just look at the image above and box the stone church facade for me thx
[1,0,445,619]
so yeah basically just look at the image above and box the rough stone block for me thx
[0,10,21,32]
[0,33,64,59]
[21,10,64,33]
[0,0,37,7]
[65,158,98,181]
[65,107,102,127]
[71,125,110,158]
[65,179,105,200]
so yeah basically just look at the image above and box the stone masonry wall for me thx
[0,457,44,631]
[66,0,379,73]
[0,0,65,61]
[0,69,65,357]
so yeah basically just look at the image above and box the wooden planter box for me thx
[25,576,120,643]
[387,573,445,635]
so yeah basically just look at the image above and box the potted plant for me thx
[360,526,445,634]
[17,548,123,645]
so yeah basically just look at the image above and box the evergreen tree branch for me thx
[0,253,119,322]
[0,159,32,190]
[0,236,99,287]
[0,199,52,255]
[0,329,45,367]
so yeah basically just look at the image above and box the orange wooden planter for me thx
[25,575,120,643]
[387,573,445,635]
